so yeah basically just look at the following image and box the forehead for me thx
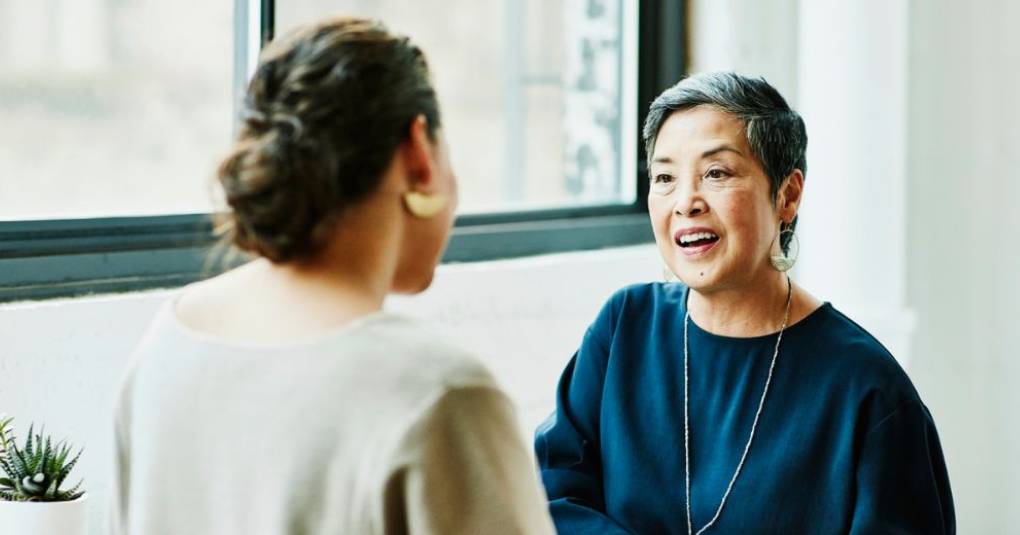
[651,106,749,159]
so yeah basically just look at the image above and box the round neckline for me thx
[166,292,399,352]
[680,284,831,344]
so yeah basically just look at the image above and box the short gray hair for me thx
[642,72,807,252]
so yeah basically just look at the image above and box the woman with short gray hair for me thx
[535,72,954,534]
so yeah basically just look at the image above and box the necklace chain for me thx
[684,277,793,535]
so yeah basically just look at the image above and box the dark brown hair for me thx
[217,17,441,262]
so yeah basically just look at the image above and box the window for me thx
[0,0,684,302]
[279,0,637,214]
[0,0,233,219]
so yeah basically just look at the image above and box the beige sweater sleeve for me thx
[384,385,556,535]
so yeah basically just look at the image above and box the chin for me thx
[670,262,723,291]
[392,270,436,295]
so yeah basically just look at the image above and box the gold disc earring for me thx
[402,191,448,219]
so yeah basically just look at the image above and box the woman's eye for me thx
[705,169,728,180]
[653,173,675,184]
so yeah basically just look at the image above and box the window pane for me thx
[276,0,638,214]
[0,0,233,220]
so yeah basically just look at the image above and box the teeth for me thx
[679,231,718,244]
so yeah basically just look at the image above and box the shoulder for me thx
[591,281,686,334]
[123,295,183,370]
[376,320,518,448]
[594,282,685,326]
[604,281,684,309]
[810,306,904,371]
[355,314,499,392]
[574,282,686,369]
[114,294,192,418]
[800,304,921,405]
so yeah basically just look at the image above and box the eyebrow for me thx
[702,145,744,158]
[650,145,744,165]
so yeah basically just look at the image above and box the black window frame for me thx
[0,0,685,303]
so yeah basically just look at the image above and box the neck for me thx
[175,196,404,343]
[686,270,792,337]
[269,197,402,316]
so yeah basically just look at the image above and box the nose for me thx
[672,178,706,217]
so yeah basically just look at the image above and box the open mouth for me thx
[676,231,720,250]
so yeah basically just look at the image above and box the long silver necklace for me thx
[684,277,793,535]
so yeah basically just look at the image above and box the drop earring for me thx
[402,191,448,219]
[770,227,800,272]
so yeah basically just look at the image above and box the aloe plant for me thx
[0,415,85,502]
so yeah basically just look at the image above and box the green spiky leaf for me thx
[0,415,15,453]
[10,448,30,480]
[42,437,55,476]
[0,419,86,502]
[56,479,84,501]
[23,425,35,458]
[0,458,15,481]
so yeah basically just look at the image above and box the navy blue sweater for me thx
[535,283,954,534]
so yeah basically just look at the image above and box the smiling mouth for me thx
[676,231,720,250]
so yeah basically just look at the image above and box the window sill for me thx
[0,211,653,303]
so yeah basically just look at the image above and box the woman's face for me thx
[648,106,786,294]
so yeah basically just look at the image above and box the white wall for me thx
[0,245,663,534]
[906,0,1020,530]
[0,291,165,533]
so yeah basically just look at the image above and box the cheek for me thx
[647,193,673,220]
[647,195,673,237]
[721,199,775,250]
[445,175,458,217]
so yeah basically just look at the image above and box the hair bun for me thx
[216,17,441,262]
[217,130,325,262]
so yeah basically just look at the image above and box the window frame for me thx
[0,0,685,303]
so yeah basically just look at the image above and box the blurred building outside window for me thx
[0,0,636,220]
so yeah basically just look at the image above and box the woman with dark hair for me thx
[108,18,554,534]
[535,72,954,534]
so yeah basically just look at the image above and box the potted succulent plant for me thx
[0,415,88,535]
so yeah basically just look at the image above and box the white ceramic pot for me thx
[0,494,89,535]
